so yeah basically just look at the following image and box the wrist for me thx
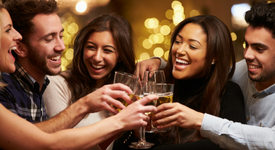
[71,96,90,116]
[194,112,204,131]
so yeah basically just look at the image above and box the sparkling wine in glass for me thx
[113,71,139,111]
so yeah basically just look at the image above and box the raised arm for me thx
[36,83,134,133]
[0,95,158,149]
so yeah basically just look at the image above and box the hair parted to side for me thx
[3,0,59,45]
[64,13,136,104]
[163,15,235,144]
[245,1,275,38]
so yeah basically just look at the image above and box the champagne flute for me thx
[152,83,174,132]
[143,70,166,133]
[113,71,139,112]
[129,83,155,149]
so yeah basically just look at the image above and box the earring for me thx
[211,61,215,65]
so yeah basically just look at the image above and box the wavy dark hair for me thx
[3,0,59,45]
[64,13,136,104]
[245,1,275,38]
[162,15,235,143]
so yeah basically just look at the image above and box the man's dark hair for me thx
[3,0,59,44]
[245,1,275,38]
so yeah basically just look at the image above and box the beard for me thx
[27,45,61,76]
[249,69,275,82]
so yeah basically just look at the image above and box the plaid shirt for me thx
[0,61,49,123]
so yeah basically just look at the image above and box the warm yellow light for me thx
[154,33,164,44]
[76,1,87,13]
[63,32,71,45]
[164,37,171,49]
[153,47,164,57]
[171,1,182,9]
[243,41,246,49]
[149,34,156,44]
[160,25,171,35]
[139,52,150,61]
[164,50,170,60]
[190,9,200,17]
[61,57,68,71]
[143,39,153,49]
[173,15,184,25]
[145,18,159,29]
[231,32,237,41]
[165,9,173,20]
[65,48,74,60]
[68,23,79,35]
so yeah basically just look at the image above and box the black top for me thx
[112,80,246,150]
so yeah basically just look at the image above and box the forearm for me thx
[35,97,89,133]
[201,114,275,150]
[0,104,122,150]
[52,115,124,149]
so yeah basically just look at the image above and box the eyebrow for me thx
[177,34,202,46]
[41,28,64,40]
[4,24,12,30]
[86,41,116,50]
[244,38,268,48]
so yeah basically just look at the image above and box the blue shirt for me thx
[0,61,49,123]
[200,59,275,150]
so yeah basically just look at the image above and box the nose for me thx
[176,44,187,56]
[13,28,22,41]
[244,46,255,61]
[55,36,66,52]
[94,49,103,62]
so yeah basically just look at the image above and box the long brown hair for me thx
[64,13,136,104]
[162,15,235,143]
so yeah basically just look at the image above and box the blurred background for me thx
[57,0,269,71]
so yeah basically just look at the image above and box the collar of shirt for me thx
[249,80,275,98]
[11,61,50,94]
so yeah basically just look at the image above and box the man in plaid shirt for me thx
[0,0,131,133]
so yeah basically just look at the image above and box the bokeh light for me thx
[140,52,150,61]
[160,25,171,35]
[231,32,237,41]
[153,47,164,57]
[76,1,87,13]
[143,39,153,49]
[190,9,200,17]
[164,50,170,60]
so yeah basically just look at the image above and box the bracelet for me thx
[123,131,133,143]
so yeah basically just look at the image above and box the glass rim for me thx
[114,71,139,79]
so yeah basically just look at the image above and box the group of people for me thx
[0,0,274,150]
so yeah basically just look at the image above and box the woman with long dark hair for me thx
[151,15,246,149]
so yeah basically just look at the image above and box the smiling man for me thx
[0,0,133,135]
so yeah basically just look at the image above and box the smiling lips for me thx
[92,64,104,69]
[174,58,190,70]
[49,55,60,61]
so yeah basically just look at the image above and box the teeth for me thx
[50,56,60,61]
[92,64,104,69]
[249,65,259,69]
[10,47,17,50]
[176,58,189,64]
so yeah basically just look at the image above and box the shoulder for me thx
[232,59,247,82]
[223,81,243,96]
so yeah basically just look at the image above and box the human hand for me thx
[152,102,204,131]
[83,83,133,114]
[134,58,161,81]
[114,94,158,131]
